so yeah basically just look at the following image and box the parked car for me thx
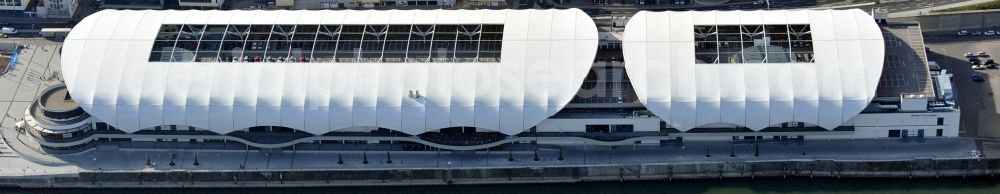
[972,31,984,35]
[986,59,996,65]
[971,57,981,62]
[928,61,942,71]
[958,30,969,36]
[978,51,989,57]
[972,61,983,70]
[987,30,998,36]
[1,27,16,35]
[972,73,985,82]
[958,30,970,35]
[966,52,977,58]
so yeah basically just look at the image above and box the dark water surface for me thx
[3,177,1000,194]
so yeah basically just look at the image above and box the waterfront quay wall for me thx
[2,158,1000,188]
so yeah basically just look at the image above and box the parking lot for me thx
[925,36,1000,139]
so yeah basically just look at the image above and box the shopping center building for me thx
[19,9,958,151]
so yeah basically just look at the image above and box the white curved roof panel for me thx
[623,9,884,131]
[63,9,599,135]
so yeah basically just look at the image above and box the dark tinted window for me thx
[694,24,813,64]
[149,24,504,63]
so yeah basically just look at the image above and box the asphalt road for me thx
[924,34,1000,139]
[854,0,970,13]
[0,0,983,31]
[572,0,978,17]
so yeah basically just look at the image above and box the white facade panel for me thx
[548,40,576,106]
[376,106,402,131]
[233,106,256,130]
[738,11,763,25]
[458,10,483,24]
[139,105,164,130]
[59,40,84,85]
[111,11,146,40]
[482,10,507,24]
[475,106,501,132]
[90,11,124,40]
[329,106,353,131]
[257,106,282,127]
[498,40,526,108]
[274,10,301,24]
[522,40,550,107]
[118,41,151,107]
[761,11,787,25]
[475,63,500,108]
[526,10,552,40]
[187,105,211,129]
[163,105,187,126]
[450,64,476,108]
[229,11,255,24]
[690,11,716,26]
[451,106,475,127]
[208,106,235,134]
[184,11,213,24]
[95,40,127,109]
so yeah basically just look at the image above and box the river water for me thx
[2,177,1000,194]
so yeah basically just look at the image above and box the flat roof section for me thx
[30,85,90,127]
[40,88,77,111]
[876,23,934,98]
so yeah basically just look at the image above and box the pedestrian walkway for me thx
[0,134,17,157]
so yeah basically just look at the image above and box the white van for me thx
[928,61,941,72]
[40,28,71,39]
[1,27,17,35]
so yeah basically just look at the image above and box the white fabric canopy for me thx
[623,9,884,131]
[62,9,598,135]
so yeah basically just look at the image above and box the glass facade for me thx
[694,24,813,64]
[150,24,504,63]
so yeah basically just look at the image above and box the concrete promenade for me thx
[5,158,1000,188]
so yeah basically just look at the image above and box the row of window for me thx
[0,0,23,6]
[103,0,161,5]
[150,24,504,63]
[694,24,814,64]
[178,0,215,3]
[887,129,945,138]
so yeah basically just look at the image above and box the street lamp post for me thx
[754,143,760,158]
[730,144,736,158]
[192,153,200,167]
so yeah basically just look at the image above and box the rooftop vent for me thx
[900,93,928,111]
